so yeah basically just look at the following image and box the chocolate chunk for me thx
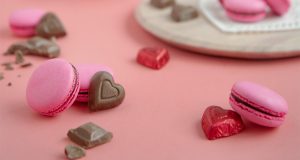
[67,122,113,149]
[20,63,33,68]
[4,37,60,58]
[0,73,4,81]
[65,145,86,160]
[15,51,24,64]
[36,13,66,38]
[2,62,14,71]
[88,71,125,111]
[171,4,199,22]
[150,0,175,8]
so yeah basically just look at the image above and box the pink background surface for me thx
[1,0,300,159]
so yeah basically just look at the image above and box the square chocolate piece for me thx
[171,4,199,22]
[67,122,113,149]
[150,0,175,8]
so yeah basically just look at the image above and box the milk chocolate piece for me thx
[36,12,66,38]
[65,145,86,160]
[150,0,175,8]
[171,4,199,22]
[15,51,24,64]
[4,37,60,58]
[88,71,125,111]
[67,122,113,149]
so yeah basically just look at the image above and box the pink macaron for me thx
[9,9,46,37]
[229,81,288,127]
[26,58,80,116]
[223,0,267,23]
[265,0,291,16]
[76,64,113,102]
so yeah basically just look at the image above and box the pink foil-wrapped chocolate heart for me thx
[136,47,170,70]
[201,106,245,140]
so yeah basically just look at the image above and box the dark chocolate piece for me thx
[65,145,86,160]
[4,37,60,58]
[36,13,66,38]
[20,63,33,68]
[171,4,199,22]
[15,51,24,64]
[150,0,175,8]
[88,71,125,111]
[68,122,113,149]
[8,82,12,86]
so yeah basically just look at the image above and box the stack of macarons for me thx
[220,0,291,23]
[26,58,125,116]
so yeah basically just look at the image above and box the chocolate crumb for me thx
[8,82,12,86]
[5,65,14,71]
[0,73,4,80]
[20,63,32,68]
[15,50,25,64]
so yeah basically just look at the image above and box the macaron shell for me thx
[75,64,113,102]
[10,27,36,37]
[230,99,284,127]
[76,64,113,90]
[224,0,267,13]
[9,9,45,36]
[226,11,266,23]
[265,0,290,16]
[223,0,267,23]
[232,81,288,115]
[26,59,79,116]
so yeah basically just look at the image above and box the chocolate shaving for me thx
[15,50,25,64]
[20,63,32,68]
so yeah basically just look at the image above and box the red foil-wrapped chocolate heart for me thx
[136,47,170,70]
[201,106,245,140]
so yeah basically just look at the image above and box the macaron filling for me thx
[42,64,79,116]
[230,90,286,119]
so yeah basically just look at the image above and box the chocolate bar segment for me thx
[36,12,67,38]
[65,145,86,160]
[150,0,175,8]
[4,37,60,58]
[171,4,199,22]
[67,122,113,149]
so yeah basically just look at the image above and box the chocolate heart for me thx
[201,106,245,140]
[88,71,125,111]
[35,12,66,38]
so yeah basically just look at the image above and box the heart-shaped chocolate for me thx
[36,13,66,38]
[201,106,245,140]
[88,71,125,111]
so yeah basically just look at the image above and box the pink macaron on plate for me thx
[9,8,46,37]
[26,58,80,116]
[265,0,291,16]
[229,81,288,127]
[76,64,113,102]
[223,0,267,23]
